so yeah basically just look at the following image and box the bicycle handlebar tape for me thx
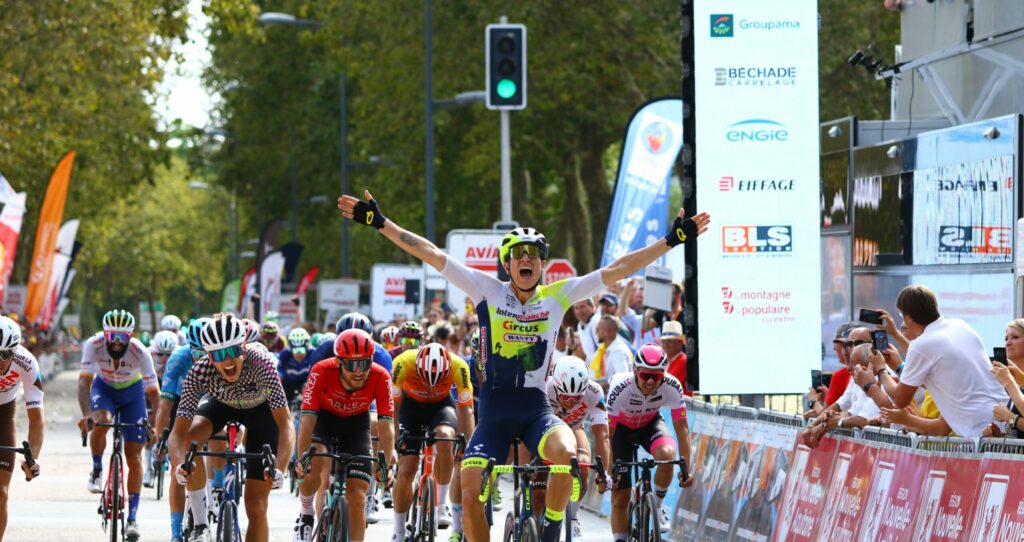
[665,215,698,247]
[352,198,387,229]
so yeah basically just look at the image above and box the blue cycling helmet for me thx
[336,312,374,335]
[187,317,213,351]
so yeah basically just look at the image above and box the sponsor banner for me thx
[774,438,838,541]
[370,264,423,323]
[221,279,241,315]
[258,250,285,320]
[600,98,682,269]
[816,440,877,541]
[296,266,320,296]
[912,456,981,541]
[861,447,928,541]
[318,280,360,313]
[4,285,26,315]
[972,457,1024,540]
[238,267,256,315]
[695,0,820,394]
[913,155,1014,265]
[0,191,26,305]
[445,230,505,316]
[25,151,75,324]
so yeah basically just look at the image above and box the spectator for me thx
[803,343,883,447]
[587,315,632,389]
[870,285,1007,437]
[989,319,1024,437]
[598,292,637,347]
[805,324,867,418]
[619,278,650,344]
[572,298,600,359]
[660,321,691,397]
[643,280,683,340]
[552,327,569,363]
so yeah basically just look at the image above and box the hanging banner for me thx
[600,98,683,269]
[0,173,21,208]
[0,191,27,305]
[296,266,320,296]
[238,267,256,315]
[695,1,820,394]
[370,264,423,323]
[4,285,26,315]
[258,250,285,321]
[221,278,241,315]
[38,219,79,328]
[25,151,76,324]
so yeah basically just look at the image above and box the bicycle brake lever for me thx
[21,441,34,467]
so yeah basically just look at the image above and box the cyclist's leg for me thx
[642,418,676,509]
[167,398,186,541]
[0,400,14,537]
[526,412,575,540]
[460,401,516,542]
[346,478,371,541]
[609,425,636,541]
[570,427,592,523]
[331,413,374,542]
[88,379,116,472]
[242,478,272,539]
[239,403,279,541]
[118,382,149,523]
[392,447,421,531]
[184,396,222,529]
[430,399,458,512]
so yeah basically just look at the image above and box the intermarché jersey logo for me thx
[710,14,733,37]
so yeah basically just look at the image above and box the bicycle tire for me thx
[408,480,419,538]
[502,512,515,542]
[314,499,333,542]
[183,497,195,541]
[640,492,661,542]
[219,500,237,542]
[330,494,349,542]
[420,476,435,542]
[522,515,540,542]
[155,463,165,500]
[109,456,121,542]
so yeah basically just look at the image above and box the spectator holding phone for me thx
[868,285,1007,437]
[804,324,865,418]
[861,307,911,355]
[988,319,1024,437]
[803,341,881,446]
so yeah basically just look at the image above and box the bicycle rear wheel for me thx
[418,476,435,542]
[522,516,540,542]
[109,457,122,542]
[218,500,238,542]
[639,492,662,542]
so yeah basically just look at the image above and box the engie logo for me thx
[722,226,793,254]
[938,226,1011,255]
[725,119,789,143]
[710,14,733,37]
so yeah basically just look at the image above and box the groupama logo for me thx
[711,14,734,37]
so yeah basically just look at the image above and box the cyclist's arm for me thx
[296,413,317,460]
[375,371,397,462]
[587,386,610,468]
[153,396,175,441]
[144,387,160,426]
[456,404,475,442]
[379,217,447,271]
[671,416,692,476]
[452,358,476,437]
[77,373,94,418]
[592,423,610,472]
[270,405,295,474]
[599,208,708,285]
[298,364,326,456]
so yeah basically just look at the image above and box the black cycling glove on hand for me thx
[351,198,387,229]
[665,215,699,247]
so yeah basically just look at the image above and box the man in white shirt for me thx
[588,315,633,389]
[572,298,601,359]
[871,285,1008,437]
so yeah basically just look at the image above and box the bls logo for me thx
[938,226,1011,255]
[722,226,792,253]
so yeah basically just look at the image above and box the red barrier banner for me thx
[816,440,878,541]
[971,457,1024,540]
[862,447,929,541]
[774,437,839,541]
[912,456,982,541]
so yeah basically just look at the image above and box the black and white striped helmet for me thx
[0,316,21,352]
[200,314,246,351]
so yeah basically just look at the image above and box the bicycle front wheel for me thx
[155,463,165,501]
[639,492,662,542]
[329,495,349,542]
[419,476,435,542]
[218,500,238,542]
[521,515,540,542]
[109,457,122,542]
[502,512,515,542]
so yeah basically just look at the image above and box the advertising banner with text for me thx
[695,1,821,393]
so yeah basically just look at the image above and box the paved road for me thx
[6,370,612,541]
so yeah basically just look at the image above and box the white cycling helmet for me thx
[552,356,590,396]
[380,325,400,345]
[415,343,452,389]
[200,314,246,351]
[160,314,182,332]
[0,316,21,352]
[152,330,178,354]
[102,309,136,332]
[243,318,261,344]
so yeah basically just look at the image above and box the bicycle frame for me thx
[93,416,152,542]
[612,445,688,542]
[300,442,386,542]
[398,427,466,542]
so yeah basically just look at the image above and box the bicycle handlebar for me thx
[298,446,389,485]
[184,442,275,475]
[478,457,584,503]
[94,418,155,442]
[396,429,467,455]
[0,441,35,481]
[611,457,689,484]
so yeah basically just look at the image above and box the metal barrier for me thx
[978,437,1024,455]
[687,397,717,415]
[717,404,758,420]
[757,408,806,428]
[916,435,977,453]
[829,427,860,439]
[861,426,918,448]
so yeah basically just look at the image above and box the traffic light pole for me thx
[500,109,511,222]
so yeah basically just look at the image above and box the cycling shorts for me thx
[611,416,676,490]
[0,400,15,472]
[311,411,373,484]
[398,394,457,456]
[91,379,148,443]
[195,396,279,481]
[462,388,567,465]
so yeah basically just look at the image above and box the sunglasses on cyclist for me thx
[104,331,132,344]
[400,337,420,348]
[341,357,372,373]
[190,348,205,362]
[636,370,664,383]
[0,350,14,361]
[556,393,583,403]
[209,345,244,363]
[509,244,545,260]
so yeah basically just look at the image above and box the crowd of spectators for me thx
[803,284,1014,445]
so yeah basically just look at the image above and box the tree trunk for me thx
[578,138,614,264]
[562,152,594,273]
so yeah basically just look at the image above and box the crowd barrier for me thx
[577,398,1024,542]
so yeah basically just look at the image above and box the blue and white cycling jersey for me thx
[160,345,196,401]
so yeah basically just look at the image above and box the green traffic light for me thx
[496,79,517,99]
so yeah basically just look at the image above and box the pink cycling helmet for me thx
[633,344,669,371]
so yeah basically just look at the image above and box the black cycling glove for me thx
[665,215,699,247]
[351,197,387,229]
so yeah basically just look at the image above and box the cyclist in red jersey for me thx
[292,329,396,542]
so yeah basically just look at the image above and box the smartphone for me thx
[859,308,884,325]
[993,347,1009,366]
[871,330,889,352]
[811,370,823,390]
[822,372,833,389]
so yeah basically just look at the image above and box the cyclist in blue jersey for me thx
[153,318,210,542]
[340,190,709,542]
[278,327,313,405]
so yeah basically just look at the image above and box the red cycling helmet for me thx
[334,329,376,360]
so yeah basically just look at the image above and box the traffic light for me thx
[486,23,527,110]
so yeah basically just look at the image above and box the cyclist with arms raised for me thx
[607,344,694,540]
[78,309,159,542]
[338,189,709,542]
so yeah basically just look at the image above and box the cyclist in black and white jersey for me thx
[169,314,294,542]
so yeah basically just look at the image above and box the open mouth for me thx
[519,267,534,281]
[221,362,240,379]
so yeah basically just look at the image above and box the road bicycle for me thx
[478,438,585,542]
[183,421,275,542]
[86,416,153,542]
[299,439,388,542]
[397,427,465,542]
[611,445,688,542]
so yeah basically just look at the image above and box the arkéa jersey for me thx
[391,348,473,406]
[441,254,604,391]
[80,334,159,391]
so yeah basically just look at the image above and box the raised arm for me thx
[599,208,710,286]
[338,190,447,270]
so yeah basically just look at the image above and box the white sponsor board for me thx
[319,280,360,313]
[370,264,424,323]
[695,1,821,393]
[445,230,506,316]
